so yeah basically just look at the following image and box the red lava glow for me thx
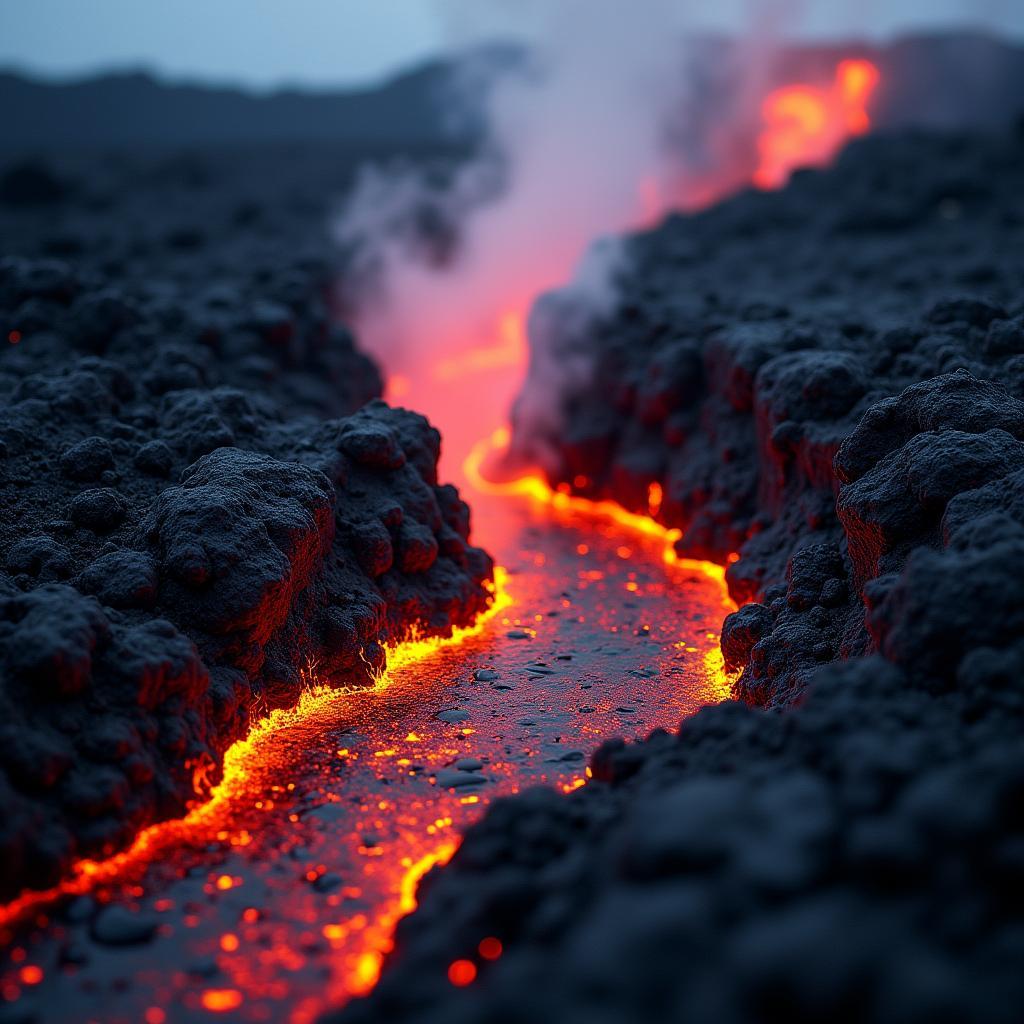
[754,58,880,190]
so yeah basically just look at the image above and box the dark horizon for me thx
[3,31,1022,153]
[2,0,1024,93]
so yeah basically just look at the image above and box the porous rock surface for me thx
[337,126,1024,1022]
[0,151,492,898]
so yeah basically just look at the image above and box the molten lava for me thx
[754,58,880,190]
[0,51,881,1024]
[0,575,511,939]
[464,427,736,586]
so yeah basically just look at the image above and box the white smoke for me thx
[333,1,791,483]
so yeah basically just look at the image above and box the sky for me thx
[1,0,1022,91]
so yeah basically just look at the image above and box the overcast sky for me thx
[1,0,1022,91]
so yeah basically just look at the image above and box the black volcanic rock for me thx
[0,379,492,896]
[510,126,1024,703]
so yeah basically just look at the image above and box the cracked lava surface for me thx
[0,435,735,1023]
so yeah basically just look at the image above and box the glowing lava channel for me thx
[0,574,511,939]
[0,54,878,1021]
[0,477,736,1022]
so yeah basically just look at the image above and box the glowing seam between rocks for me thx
[0,571,511,934]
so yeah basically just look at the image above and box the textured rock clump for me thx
[510,126,1024,704]
[0,151,492,898]
[337,125,1024,1023]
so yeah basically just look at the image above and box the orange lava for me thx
[754,58,880,190]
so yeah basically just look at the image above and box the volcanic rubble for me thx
[338,126,1024,1021]
[0,150,492,899]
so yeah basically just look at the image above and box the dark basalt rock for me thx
[0,384,492,897]
[340,124,1024,1024]
[0,151,492,899]
[838,426,1024,589]
[720,602,773,671]
[833,370,1024,488]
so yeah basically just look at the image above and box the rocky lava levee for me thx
[0,152,492,898]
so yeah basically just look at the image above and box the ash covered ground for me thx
[340,124,1024,1022]
[0,149,492,898]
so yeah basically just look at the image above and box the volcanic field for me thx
[2,40,1024,1024]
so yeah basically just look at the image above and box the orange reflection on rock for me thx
[464,427,731,599]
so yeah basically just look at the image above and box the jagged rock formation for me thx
[511,125,1024,703]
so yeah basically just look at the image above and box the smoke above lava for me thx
[331,1,872,486]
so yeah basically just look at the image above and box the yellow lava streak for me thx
[465,427,735,598]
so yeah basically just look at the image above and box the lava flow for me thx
[0,462,735,1024]
[754,58,880,189]
[0,53,877,1024]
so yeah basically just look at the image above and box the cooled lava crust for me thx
[0,151,492,899]
[338,126,1024,1021]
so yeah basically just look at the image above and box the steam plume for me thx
[332,2,808,486]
